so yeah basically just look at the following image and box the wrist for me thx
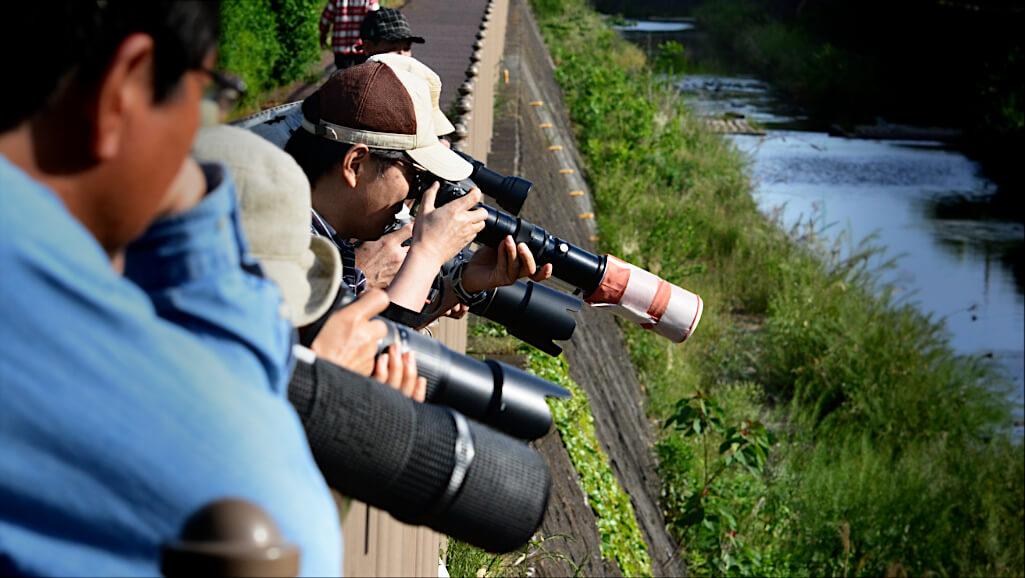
[405,243,446,273]
[449,262,490,307]
[458,268,488,294]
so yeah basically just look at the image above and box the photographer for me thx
[285,61,551,325]
[193,124,425,400]
[0,2,340,575]
[192,124,555,555]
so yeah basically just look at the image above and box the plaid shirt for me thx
[311,209,367,296]
[320,0,379,55]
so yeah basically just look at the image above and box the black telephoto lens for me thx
[470,281,580,356]
[290,356,551,553]
[378,322,570,440]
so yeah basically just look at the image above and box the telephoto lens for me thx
[430,187,704,344]
[377,321,571,440]
[308,287,572,441]
[289,352,551,553]
[469,280,580,356]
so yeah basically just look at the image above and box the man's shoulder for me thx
[0,158,113,308]
[1,156,99,248]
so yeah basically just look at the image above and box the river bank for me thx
[528,0,1025,575]
[610,15,1025,431]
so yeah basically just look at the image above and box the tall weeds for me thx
[529,0,1024,575]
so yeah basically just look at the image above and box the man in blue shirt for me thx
[1,3,342,575]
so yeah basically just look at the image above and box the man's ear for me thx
[341,144,372,188]
[92,33,156,161]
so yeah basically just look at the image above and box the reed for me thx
[529,0,1025,575]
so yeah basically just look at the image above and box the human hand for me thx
[355,223,413,290]
[310,289,390,376]
[408,183,487,269]
[158,157,207,216]
[443,303,470,319]
[459,236,553,293]
[371,343,427,402]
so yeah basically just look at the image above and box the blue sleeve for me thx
[123,163,295,396]
[0,158,341,577]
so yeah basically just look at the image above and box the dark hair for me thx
[285,94,409,186]
[2,1,220,132]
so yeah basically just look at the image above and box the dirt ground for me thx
[487,1,684,575]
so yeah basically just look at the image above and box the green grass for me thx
[527,349,653,577]
[449,320,651,576]
[528,0,1025,575]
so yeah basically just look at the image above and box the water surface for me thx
[685,76,1025,429]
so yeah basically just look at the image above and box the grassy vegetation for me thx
[218,0,326,109]
[218,0,404,117]
[528,0,1025,575]
[447,321,652,576]
[528,348,652,576]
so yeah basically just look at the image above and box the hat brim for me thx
[377,35,425,44]
[261,237,342,327]
[303,237,344,326]
[407,141,473,181]
[433,110,456,136]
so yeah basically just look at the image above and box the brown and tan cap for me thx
[301,61,471,181]
[366,53,455,136]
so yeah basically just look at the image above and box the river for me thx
[615,20,1025,431]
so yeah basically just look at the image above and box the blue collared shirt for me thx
[0,158,342,576]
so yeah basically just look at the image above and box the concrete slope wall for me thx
[489,0,684,575]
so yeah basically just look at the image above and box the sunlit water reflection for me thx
[679,75,1025,432]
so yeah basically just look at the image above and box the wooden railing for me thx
[339,1,510,575]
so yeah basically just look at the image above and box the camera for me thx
[425,180,704,344]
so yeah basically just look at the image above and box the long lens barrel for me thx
[474,205,608,295]
[435,186,703,343]
[378,321,570,440]
[290,355,551,553]
[470,281,580,356]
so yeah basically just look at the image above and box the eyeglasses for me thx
[389,157,434,201]
[201,67,247,112]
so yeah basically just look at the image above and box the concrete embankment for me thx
[489,0,684,575]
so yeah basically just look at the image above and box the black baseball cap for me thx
[361,8,426,44]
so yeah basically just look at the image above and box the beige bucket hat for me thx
[192,124,342,327]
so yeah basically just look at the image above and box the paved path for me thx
[402,0,489,112]
[258,0,488,112]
